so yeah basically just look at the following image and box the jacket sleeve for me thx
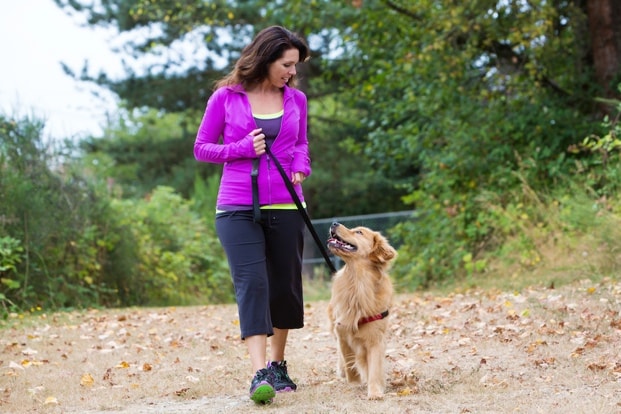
[291,92,312,177]
[194,89,256,163]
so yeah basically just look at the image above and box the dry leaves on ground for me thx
[1,278,621,413]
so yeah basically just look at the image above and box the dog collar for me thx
[358,310,389,326]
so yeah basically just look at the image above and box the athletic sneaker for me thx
[267,360,297,392]
[249,368,275,404]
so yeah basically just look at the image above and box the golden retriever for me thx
[326,222,397,400]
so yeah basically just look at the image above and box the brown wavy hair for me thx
[215,26,310,90]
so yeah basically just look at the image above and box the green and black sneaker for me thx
[249,368,275,404]
[268,360,297,392]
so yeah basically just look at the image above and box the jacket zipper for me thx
[249,89,289,207]
[266,155,272,206]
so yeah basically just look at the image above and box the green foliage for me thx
[54,0,405,217]
[331,1,610,286]
[0,114,115,308]
[575,96,621,197]
[80,107,220,199]
[0,237,23,276]
[0,236,23,314]
[50,0,621,293]
[190,173,220,227]
[304,97,410,217]
[1,114,231,310]
[110,186,232,306]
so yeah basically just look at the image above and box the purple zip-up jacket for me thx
[194,84,311,208]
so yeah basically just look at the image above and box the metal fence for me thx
[302,210,416,277]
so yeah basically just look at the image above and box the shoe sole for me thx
[275,386,296,393]
[250,383,275,404]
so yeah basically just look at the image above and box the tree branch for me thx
[381,0,421,21]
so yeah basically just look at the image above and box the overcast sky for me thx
[0,0,122,138]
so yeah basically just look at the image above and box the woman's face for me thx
[267,48,300,88]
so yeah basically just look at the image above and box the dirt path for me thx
[1,279,620,413]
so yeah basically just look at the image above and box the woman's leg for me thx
[263,210,304,392]
[270,328,288,362]
[264,210,305,334]
[247,334,268,372]
[216,211,275,402]
[216,211,273,340]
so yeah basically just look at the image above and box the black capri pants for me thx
[215,209,305,339]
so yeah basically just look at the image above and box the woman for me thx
[194,26,311,404]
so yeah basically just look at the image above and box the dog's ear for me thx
[371,233,397,263]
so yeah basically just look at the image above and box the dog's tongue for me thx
[327,237,341,246]
[327,238,356,251]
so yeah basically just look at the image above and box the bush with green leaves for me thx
[575,95,621,198]
[0,114,120,309]
[111,186,232,306]
[391,94,621,290]
[0,236,24,314]
[1,114,231,310]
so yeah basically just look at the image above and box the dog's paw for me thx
[367,385,384,400]
[345,370,361,384]
[367,392,384,400]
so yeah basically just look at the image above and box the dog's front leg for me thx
[335,338,346,379]
[365,342,386,400]
[336,333,361,384]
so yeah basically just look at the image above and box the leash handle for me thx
[265,146,336,274]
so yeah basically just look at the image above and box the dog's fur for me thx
[326,222,397,399]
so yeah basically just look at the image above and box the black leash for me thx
[256,147,336,274]
[251,159,261,223]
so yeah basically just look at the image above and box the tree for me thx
[55,0,404,217]
[53,0,621,286]
[53,0,409,216]
[327,0,621,284]
[585,0,621,107]
[79,107,218,199]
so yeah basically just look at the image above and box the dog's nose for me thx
[331,222,340,229]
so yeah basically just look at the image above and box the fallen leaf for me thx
[185,375,199,383]
[571,347,586,358]
[43,396,59,405]
[9,362,24,371]
[397,387,411,396]
[80,373,95,387]
[175,387,190,396]
[587,362,607,371]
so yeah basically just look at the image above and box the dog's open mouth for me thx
[327,229,357,252]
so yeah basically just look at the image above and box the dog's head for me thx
[327,222,397,265]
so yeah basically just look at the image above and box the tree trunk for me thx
[586,0,621,100]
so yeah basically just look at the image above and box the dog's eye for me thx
[355,230,363,235]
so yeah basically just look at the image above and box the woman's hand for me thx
[250,128,266,156]
[292,172,306,185]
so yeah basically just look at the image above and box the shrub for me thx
[111,186,232,306]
